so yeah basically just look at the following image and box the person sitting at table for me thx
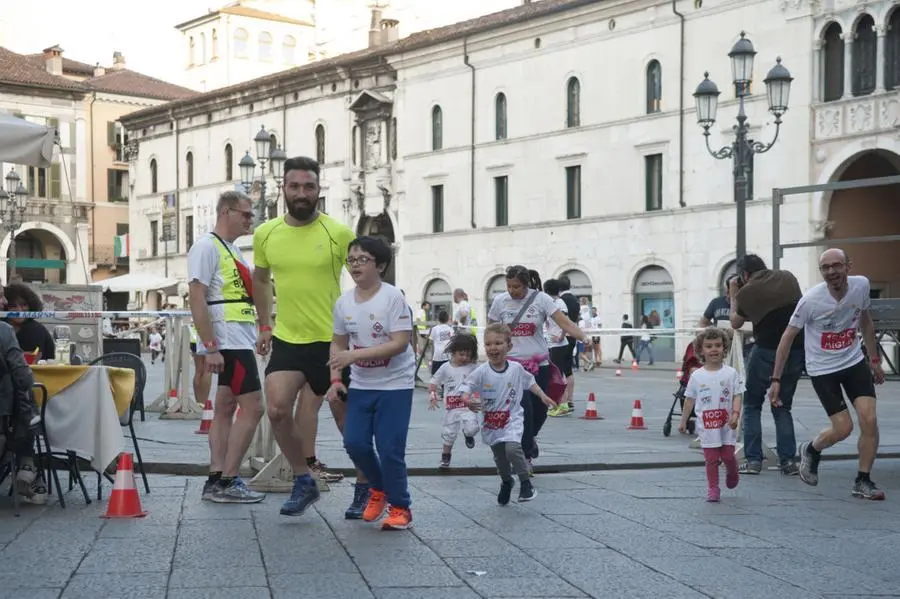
[3,283,55,362]
[0,302,44,504]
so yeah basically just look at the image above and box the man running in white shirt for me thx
[769,248,886,500]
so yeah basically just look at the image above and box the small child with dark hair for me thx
[681,327,744,502]
[428,310,454,375]
[429,333,479,469]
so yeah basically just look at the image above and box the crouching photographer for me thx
[729,254,803,476]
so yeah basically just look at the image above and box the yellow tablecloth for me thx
[30,364,135,416]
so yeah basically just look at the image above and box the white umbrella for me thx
[0,112,57,167]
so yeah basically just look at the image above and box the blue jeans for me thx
[742,346,803,465]
[636,340,654,363]
[343,388,413,509]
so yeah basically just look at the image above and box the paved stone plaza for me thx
[1,461,899,598]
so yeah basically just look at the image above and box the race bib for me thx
[352,344,389,368]
[445,395,467,410]
[483,411,511,430]
[821,328,856,351]
[511,322,537,337]
[702,409,728,430]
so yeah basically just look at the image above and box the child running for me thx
[429,333,480,469]
[680,327,744,502]
[428,310,455,376]
[459,323,555,504]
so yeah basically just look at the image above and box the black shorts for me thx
[190,342,197,354]
[264,338,332,396]
[219,350,262,396]
[431,360,447,376]
[549,345,573,377]
[810,359,876,416]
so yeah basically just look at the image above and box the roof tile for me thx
[86,69,200,101]
[0,46,88,92]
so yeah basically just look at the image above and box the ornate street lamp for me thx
[240,126,286,223]
[0,168,28,280]
[693,31,793,261]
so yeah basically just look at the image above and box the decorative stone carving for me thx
[365,120,382,168]
[779,0,822,12]
[816,107,841,137]
[123,139,139,162]
[849,102,873,132]
[880,98,900,128]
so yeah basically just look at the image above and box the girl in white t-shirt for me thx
[681,327,744,502]
[459,323,556,505]
[429,333,479,469]
[428,310,455,375]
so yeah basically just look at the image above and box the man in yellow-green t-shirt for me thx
[252,156,361,517]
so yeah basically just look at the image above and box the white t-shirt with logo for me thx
[458,360,535,446]
[148,332,163,351]
[685,365,744,449]
[545,297,569,349]
[488,290,560,360]
[431,362,477,410]
[186,233,257,353]
[333,283,415,391]
[789,275,870,377]
[429,323,455,362]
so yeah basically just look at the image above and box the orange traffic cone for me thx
[101,453,147,519]
[580,392,604,420]
[195,399,213,434]
[615,369,622,377]
[631,359,639,370]
[627,399,648,430]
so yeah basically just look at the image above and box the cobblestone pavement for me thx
[2,461,899,598]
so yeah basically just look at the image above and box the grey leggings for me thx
[491,442,530,483]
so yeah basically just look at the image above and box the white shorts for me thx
[441,407,480,446]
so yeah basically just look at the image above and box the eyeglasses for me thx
[819,262,846,273]
[346,256,374,266]
[230,208,254,219]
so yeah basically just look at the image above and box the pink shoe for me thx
[726,470,739,489]
[707,487,721,502]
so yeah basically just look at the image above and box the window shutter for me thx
[107,169,116,201]
[107,122,116,146]
[49,163,62,199]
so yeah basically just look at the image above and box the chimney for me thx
[93,63,106,77]
[368,6,383,48]
[42,45,63,76]
[380,18,399,44]
[111,51,126,71]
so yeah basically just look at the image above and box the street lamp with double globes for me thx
[693,31,793,261]
[239,125,287,223]
[0,168,29,280]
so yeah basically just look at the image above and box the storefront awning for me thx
[98,272,178,293]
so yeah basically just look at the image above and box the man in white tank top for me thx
[770,249,885,500]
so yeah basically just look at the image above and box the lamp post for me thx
[693,31,793,261]
[0,168,28,281]
[239,125,287,223]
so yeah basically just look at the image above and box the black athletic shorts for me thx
[219,350,262,396]
[431,360,447,376]
[810,358,876,416]
[549,345,573,377]
[265,338,333,396]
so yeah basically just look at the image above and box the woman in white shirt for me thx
[487,265,586,461]
[635,314,655,365]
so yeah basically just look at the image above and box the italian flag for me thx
[114,234,130,258]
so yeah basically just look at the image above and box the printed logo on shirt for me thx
[445,395,467,410]
[351,344,389,368]
[484,411,511,430]
[702,409,728,429]
[511,322,537,337]
[821,328,856,351]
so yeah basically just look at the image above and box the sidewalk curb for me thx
[139,452,900,478]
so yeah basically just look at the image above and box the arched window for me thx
[150,158,158,194]
[887,11,900,89]
[823,22,845,101]
[852,15,877,96]
[234,28,248,57]
[211,28,219,58]
[646,60,662,113]
[188,36,195,66]
[282,35,297,64]
[566,77,580,128]
[431,105,443,151]
[185,152,194,188]
[315,124,326,164]
[200,32,207,64]
[495,93,508,140]
[259,32,273,61]
[224,144,233,181]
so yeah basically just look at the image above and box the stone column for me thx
[842,33,854,98]
[379,119,387,164]
[813,39,823,102]
[75,117,88,202]
[876,25,886,92]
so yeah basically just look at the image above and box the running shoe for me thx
[201,480,218,501]
[439,455,451,470]
[781,460,800,476]
[707,487,721,502]
[280,476,320,516]
[464,436,475,449]
[518,480,537,502]
[212,478,266,504]
[798,442,819,486]
[16,476,48,505]
[362,489,387,522]
[547,405,566,418]
[739,461,762,475]
[852,479,886,501]
[381,506,412,530]
[309,460,344,483]
[497,479,514,506]
[345,482,371,519]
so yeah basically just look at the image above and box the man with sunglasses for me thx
[769,248,886,500]
[188,191,266,504]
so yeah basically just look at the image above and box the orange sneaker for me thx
[381,506,413,530]
[362,489,387,522]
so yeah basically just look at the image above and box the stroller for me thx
[662,342,702,437]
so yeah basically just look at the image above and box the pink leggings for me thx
[703,445,738,489]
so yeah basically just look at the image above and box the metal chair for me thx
[32,382,85,508]
[89,353,149,499]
